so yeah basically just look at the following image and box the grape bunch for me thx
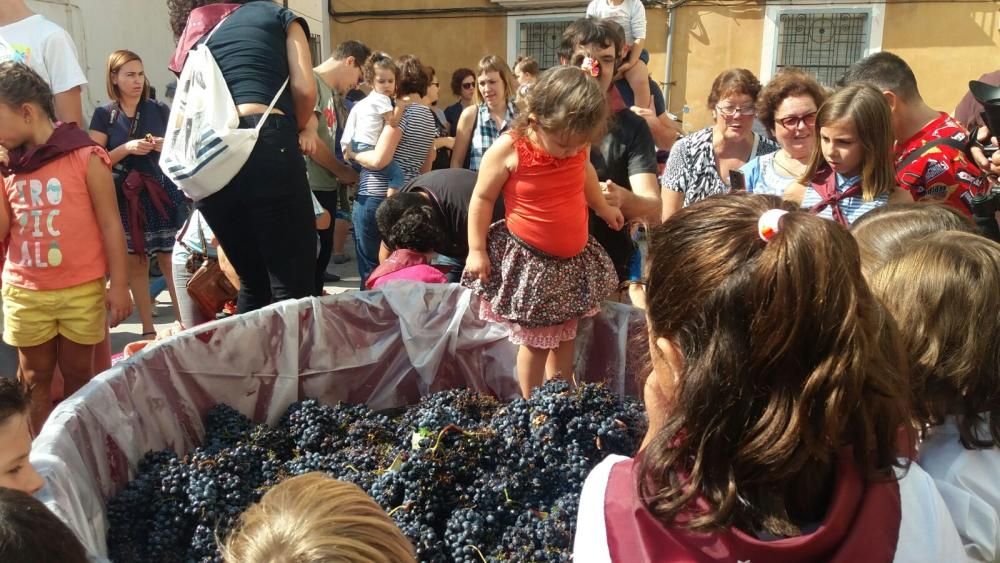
[106,382,646,562]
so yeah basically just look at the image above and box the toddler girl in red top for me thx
[0,62,130,433]
[464,64,624,398]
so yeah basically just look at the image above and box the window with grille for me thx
[775,12,870,86]
[517,19,575,70]
[309,33,322,66]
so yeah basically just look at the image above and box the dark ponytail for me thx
[640,193,911,536]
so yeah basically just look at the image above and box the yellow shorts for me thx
[2,279,107,348]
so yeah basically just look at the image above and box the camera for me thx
[967,81,1000,242]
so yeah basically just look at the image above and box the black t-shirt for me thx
[589,109,658,281]
[401,169,505,260]
[206,1,307,116]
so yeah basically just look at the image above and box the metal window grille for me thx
[776,12,869,86]
[518,20,574,70]
[309,33,322,66]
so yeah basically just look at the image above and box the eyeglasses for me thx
[716,105,756,118]
[461,82,475,89]
[775,112,817,130]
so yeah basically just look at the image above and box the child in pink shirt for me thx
[0,62,130,433]
[366,202,449,289]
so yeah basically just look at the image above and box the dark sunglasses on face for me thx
[776,112,817,130]
[462,82,475,89]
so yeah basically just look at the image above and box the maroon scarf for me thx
[2,123,98,176]
[602,452,902,562]
[808,166,862,227]
[122,170,173,258]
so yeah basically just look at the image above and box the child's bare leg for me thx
[128,254,154,334]
[625,60,651,110]
[57,336,97,399]
[516,345,548,399]
[545,339,576,385]
[157,252,181,323]
[334,218,350,256]
[17,339,58,434]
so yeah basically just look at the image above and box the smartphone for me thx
[729,170,747,193]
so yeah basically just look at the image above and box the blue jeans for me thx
[352,194,384,289]
[350,141,405,188]
[433,254,464,283]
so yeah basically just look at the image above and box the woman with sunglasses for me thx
[661,68,778,220]
[444,68,475,137]
[740,68,827,197]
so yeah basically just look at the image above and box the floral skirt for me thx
[463,221,617,348]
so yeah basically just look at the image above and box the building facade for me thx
[326,0,1000,131]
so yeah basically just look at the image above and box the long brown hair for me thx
[851,202,977,278]
[106,49,149,103]
[869,232,1000,449]
[640,193,911,536]
[800,84,896,201]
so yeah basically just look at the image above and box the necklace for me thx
[773,150,806,179]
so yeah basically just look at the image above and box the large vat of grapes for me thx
[29,284,645,558]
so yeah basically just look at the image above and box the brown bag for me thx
[187,257,238,319]
[181,214,238,318]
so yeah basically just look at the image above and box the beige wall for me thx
[330,0,506,107]
[666,4,765,132]
[882,2,1000,114]
[666,1,999,132]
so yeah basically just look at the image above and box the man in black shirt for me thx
[380,169,505,282]
[559,18,660,283]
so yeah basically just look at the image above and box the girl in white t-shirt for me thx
[341,53,406,189]
[586,0,650,110]
[868,231,1000,562]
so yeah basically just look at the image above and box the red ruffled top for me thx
[504,134,589,258]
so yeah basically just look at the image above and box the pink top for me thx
[367,249,450,289]
[3,146,110,290]
[371,264,449,289]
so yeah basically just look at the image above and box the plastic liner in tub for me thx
[30,284,646,558]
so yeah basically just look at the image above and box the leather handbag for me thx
[183,216,238,318]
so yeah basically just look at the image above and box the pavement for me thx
[0,244,361,375]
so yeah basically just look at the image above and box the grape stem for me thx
[429,424,472,457]
[388,502,413,516]
[469,545,488,563]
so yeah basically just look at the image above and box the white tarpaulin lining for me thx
[30,284,646,557]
